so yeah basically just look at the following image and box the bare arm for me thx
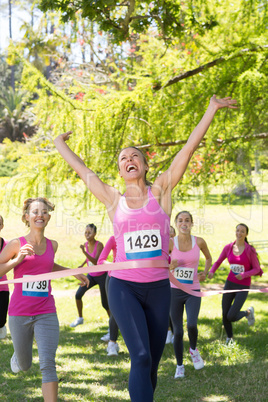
[54,132,120,215]
[0,239,34,277]
[81,242,104,265]
[154,96,237,196]
[196,237,212,282]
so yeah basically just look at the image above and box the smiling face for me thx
[25,201,51,229]
[85,226,96,241]
[236,224,248,242]
[175,212,193,235]
[118,147,148,182]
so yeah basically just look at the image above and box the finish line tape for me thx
[0,260,267,297]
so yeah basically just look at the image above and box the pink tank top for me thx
[112,187,170,283]
[85,240,104,276]
[0,239,9,292]
[170,235,200,290]
[8,237,56,316]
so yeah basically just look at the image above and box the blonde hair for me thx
[22,197,55,227]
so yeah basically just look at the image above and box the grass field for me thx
[0,173,267,401]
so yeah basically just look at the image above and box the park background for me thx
[0,0,267,400]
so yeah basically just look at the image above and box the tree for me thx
[38,0,218,43]
[5,0,268,205]
[0,87,36,142]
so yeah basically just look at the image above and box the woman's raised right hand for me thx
[16,244,35,264]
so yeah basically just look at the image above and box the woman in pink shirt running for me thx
[208,223,262,345]
[54,95,237,402]
[0,197,89,402]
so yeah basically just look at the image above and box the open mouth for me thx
[127,165,137,172]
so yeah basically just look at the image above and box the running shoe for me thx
[247,306,255,326]
[70,317,84,327]
[107,341,119,356]
[226,337,235,346]
[100,331,110,342]
[10,353,21,373]
[189,348,204,370]
[174,365,185,378]
[0,325,7,339]
[165,330,173,344]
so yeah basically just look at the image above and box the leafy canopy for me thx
[38,0,218,42]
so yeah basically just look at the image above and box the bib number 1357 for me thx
[124,230,162,260]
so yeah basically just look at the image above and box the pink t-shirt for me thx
[8,237,56,316]
[85,241,105,276]
[210,242,261,286]
[112,187,170,283]
[0,238,9,292]
[170,235,200,290]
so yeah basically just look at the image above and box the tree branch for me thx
[134,133,268,150]
[154,45,268,90]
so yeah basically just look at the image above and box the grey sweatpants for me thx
[9,313,59,383]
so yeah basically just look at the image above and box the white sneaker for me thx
[226,337,235,346]
[0,325,7,339]
[189,348,204,370]
[247,306,255,326]
[165,330,173,344]
[174,365,185,378]
[100,331,110,342]
[10,353,21,373]
[107,341,119,356]
[70,317,84,327]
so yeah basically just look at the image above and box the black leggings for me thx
[170,288,201,366]
[105,275,119,342]
[76,273,109,311]
[108,277,170,402]
[222,280,249,338]
[0,291,9,328]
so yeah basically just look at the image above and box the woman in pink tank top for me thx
[208,223,262,345]
[54,95,237,401]
[69,223,109,330]
[169,211,212,379]
[0,215,9,339]
[0,198,89,402]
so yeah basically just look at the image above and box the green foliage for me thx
[38,0,218,43]
[0,87,36,142]
[0,159,18,177]
[4,0,268,203]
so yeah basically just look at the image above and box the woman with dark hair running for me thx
[54,95,237,401]
[69,223,109,332]
[208,223,262,344]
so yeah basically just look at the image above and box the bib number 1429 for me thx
[124,230,162,260]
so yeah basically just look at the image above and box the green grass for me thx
[0,291,267,401]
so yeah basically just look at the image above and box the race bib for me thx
[22,275,49,297]
[174,267,195,284]
[230,264,245,275]
[87,261,93,267]
[124,230,162,260]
